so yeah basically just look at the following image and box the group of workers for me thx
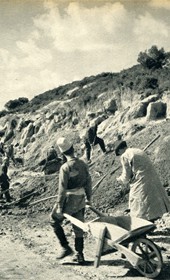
[50,125,170,265]
[1,120,170,265]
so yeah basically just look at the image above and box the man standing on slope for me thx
[50,137,92,264]
[84,120,107,163]
[115,140,170,222]
[0,157,12,202]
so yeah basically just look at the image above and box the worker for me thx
[46,146,58,161]
[0,158,12,202]
[115,140,170,222]
[50,137,92,264]
[0,141,4,154]
[84,120,107,163]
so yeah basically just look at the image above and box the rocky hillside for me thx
[1,53,170,280]
[0,65,170,218]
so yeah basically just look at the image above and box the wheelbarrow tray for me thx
[86,216,155,258]
[93,215,156,243]
[63,213,155,245]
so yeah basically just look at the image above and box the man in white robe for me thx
[115,140,170,221]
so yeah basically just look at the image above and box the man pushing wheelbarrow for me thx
[50,137,92,264]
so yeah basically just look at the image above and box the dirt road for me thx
[1,212,170,280]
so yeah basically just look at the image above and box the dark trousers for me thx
[84,137,106,160]
[50,208,85,251]
[0,181,11,202]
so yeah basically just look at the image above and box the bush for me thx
[137,45,170,70]
[0,110,8,118]
[5,97,29,110]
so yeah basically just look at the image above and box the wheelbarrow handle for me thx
[63,213,89,232]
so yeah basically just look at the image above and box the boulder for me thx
[3,130,14,143]
[154,135,170,187]
[25,123,35,138]
[36,126,45,137]
[104,99,117,114]
[34,122,41,134]
[10,119,17,129]
[162,91,170,118]
[46,119,58,133]
[154,135,170,162]
[20,122,35,147]
[124,103,147,121]
[146,101,167,120]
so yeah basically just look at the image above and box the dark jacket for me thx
[0,165,9,184]
[85,125,97,144]
[57,157,92,214]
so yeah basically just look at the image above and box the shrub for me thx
[0,110,8,118]
[5,97,29,110]
[137,45,170,70]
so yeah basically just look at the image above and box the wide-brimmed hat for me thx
[115,140,127,156]
[57,137,73,153]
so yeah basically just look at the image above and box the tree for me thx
[137,45,170,70]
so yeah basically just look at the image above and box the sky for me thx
[0,0,170,110]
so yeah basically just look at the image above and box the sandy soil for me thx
[1,206,170,280]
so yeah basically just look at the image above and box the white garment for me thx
[118,148,170,220]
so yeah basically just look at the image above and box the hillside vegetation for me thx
[1,65,170,115]
[1,46,170,115]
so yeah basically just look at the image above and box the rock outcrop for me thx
[147,101,167,120]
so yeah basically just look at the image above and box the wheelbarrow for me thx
[64,205,163,279]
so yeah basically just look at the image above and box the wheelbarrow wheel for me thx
[131,238,162,279]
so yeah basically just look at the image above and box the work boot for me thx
[52,222,73,259]
[72,252,85,264]
[56,245,73,259]
[73,237,85,264]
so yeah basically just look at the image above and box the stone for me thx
[147,101,167,120]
